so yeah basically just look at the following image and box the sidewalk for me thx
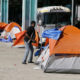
[0,42,80,80]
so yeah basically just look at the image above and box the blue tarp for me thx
[42,28,62,40]
[34,49,41,56]
[0,35,13,42]
[34,46,48,56]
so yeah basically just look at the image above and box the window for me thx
[43,12,71,25]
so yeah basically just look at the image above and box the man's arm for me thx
[25,33,31,39]
[25,32,36,42]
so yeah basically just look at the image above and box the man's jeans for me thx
[22,41,34,63]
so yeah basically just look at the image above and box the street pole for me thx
[72,0,76,25]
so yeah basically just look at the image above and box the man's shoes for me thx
[22,62,27,64]
[22,61,34,64]
[28,61,34,63]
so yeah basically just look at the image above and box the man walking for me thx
[22,21,36,64]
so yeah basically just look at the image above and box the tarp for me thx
[44,26,66,46]
[42,28,62,40]
[53,25,80,55]
[44,38,49,46]
[0,22,8,29]
[43,25,80,56]
[5,22,22,32]
[42,28,62,56]
[0,35,12,42]
[13,30,26,46]
[9,26,21,39]
[42,25,80,56]
[13,30,40,47]
[35,46,48,56]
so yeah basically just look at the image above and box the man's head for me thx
[31,21,36,27]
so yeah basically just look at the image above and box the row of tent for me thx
[1,22,80,73]
[0,22,39,47]
[35,25,80,73]
[0,22,24,47]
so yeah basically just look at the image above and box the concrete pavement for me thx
[0,42,80,80]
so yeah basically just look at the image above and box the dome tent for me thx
[36,25,80,73]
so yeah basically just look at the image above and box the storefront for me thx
[0,0,37,30]
[0,0,79,30]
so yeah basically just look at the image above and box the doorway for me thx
[9,0,22,26]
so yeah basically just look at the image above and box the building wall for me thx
[0,0,37,30]
[1,0,8,23]
[0,0,1,22]
[1,0,78,29]
[22,0,37,30]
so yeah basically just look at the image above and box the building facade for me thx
[0,0,80,30]
[0,0,37,30]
